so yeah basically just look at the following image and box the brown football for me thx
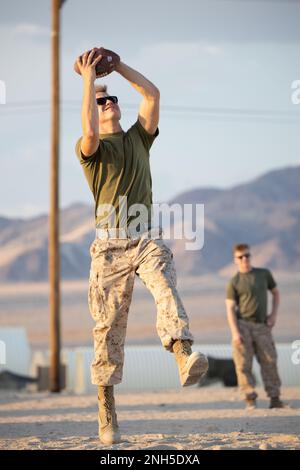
[74,47,121,78]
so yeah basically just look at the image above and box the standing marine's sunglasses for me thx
[96,96,118,106]
[236,253,251,260]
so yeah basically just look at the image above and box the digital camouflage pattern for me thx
[232,319,281,399]
[88,230,194,385]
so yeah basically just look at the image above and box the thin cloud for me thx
[11,23,49,38]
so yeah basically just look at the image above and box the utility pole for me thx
[49,0,64,392]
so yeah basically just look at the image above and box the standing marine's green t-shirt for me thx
[75,119,159,228]
[226,267,277,323]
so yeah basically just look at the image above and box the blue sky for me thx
[0,0,299,218]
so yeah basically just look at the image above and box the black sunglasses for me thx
[235,253,251,260]
[96,96,118,106]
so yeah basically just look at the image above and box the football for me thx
[74,47,121,78]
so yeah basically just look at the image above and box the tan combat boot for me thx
[98,385,121,445]
[173,339,209,387]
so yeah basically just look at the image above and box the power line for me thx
[0,100,299,123]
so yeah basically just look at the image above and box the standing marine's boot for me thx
[269,396,285,409]
[98,385,121,445]
[173,339,209,387]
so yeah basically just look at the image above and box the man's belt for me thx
[95,223,163,240]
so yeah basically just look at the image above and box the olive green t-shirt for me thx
[226,267,277,323]
[75,119,159,228]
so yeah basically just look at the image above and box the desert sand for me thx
[0,386,299,450]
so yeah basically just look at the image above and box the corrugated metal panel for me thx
[0,328,31,375]
[62,343,300,393]
[4,334,298,393]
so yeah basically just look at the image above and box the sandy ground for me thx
[0,386,299,450]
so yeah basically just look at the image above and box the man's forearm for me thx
[81,78,99,137]
[226,306,240,337]
[116,61,159,99]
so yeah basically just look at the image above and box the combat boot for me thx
[173,339,208,387]
[98,385,121,445]
[269,397,285,409]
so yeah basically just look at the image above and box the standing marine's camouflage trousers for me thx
[88,229,194,386]
[232,319,281,399]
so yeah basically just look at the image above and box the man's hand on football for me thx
[76,48,102,82]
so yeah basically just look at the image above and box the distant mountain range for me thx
[0,166,299,282]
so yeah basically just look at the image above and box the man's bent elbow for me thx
[146,87,160,100]
[152,87,160,99]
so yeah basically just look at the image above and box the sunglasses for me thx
[96,96,118,106]
[235,253,251,260]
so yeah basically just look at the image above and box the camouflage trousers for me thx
[232,319,281,399]
[88,229,194,385]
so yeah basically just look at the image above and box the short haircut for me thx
[95,84,108,95]
[233,243,250,255]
